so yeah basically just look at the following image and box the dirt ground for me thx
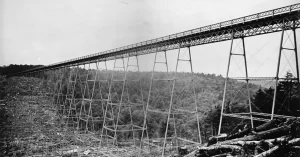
[0,76,142,157]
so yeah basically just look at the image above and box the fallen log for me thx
[226,119,283,141]
[216,125,291,145]
[255,118,282,132]
[254,145,280,157]
[208,134,227,146]
[256,125,290,139]
[291,146,300,149]
[215,135,257,145]
[193,118,300,157]
[265,136,287,143]
[209,119,283,145]
[288,138,300,146]
[211,153,233,157]
[230,140,272,147]
[196,145,243,157]
[226,128,251,140]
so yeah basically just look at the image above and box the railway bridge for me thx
[7,3,300,157]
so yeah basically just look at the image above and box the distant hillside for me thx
[1,66,262,142]
[250,80,276,88]
[0,64,44,76]
[63,69,261,141]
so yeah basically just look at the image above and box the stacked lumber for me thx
[194,118,300,157]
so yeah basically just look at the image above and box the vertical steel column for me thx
[112,57,126,145]
[124,54,144,148]
[78,64,88,131]
[89,61,100,132]
[218,31,234,135]
[188,46,202,144]
[64,65,79,130]
[61,67,68,116]
[100,57,119,145]
[162,49,176,156]
[62,67,70,117]
[241,37,254,128]
[79,61,100,132]
[100,60,110,146]
[292,27,300,116]
[76,65,83,131]
[49,70,54,103]
[139,50,159,156]
[135,54,150,150]
[95,60,109,135]
[55,67,65,116]
[292,21,299,83]
[292,28,300,83]
[81,63,91,133]
[86,62,93,132]
[271,28,285,120]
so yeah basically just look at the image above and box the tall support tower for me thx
[218,25,299,134]
[100,55,146,156]
[271,24,300,119]
[140,47,201,157]
[94,60,111,138]
[64,65,80,131]
[78,61,101,134]
[51,67,71,153]
[53,67,67,117]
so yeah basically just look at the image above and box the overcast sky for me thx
[1,0,299,78]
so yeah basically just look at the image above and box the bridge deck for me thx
[12,3,300,75]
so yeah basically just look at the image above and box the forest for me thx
[43,67,299,144]
[1,64,299,144]
[0,64,44,76]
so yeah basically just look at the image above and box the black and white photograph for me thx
[0,0,300,156]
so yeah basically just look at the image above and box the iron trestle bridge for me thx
[7,3,300,157]
[11,3,300,75]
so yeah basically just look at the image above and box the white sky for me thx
[1,0,299,78]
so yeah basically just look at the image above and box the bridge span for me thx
[6,3,300,157]
[11,3,300,75]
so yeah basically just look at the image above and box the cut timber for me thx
[217,125,291,145]
[196,145,242,157]
[226,128,251,140]
[208,133,227,146]
[229,140,267,147]
[222,119,282,141]
[291,146,300,149]
[211,153,233,157]
[265,136,287,143]
[255,119,282,132]
[254,145,280,157]
[288,138,300,146]
[256,125,291,139]
[193,118,300,157]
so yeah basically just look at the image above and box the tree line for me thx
[0,64,43,76]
